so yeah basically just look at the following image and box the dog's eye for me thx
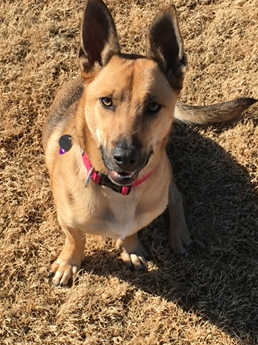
[100,97,113,109]
[147,102,161,114]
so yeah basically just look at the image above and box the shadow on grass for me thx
[80,122,258,343]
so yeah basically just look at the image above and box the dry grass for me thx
[1,0,258,344]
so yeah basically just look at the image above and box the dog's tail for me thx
[174,98,257,125]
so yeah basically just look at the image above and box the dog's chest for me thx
[92,189,167,239]
[65,187,167,240]
[84,194,148,239]
[106,196,140,239]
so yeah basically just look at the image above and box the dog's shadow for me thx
[81,121,258,342]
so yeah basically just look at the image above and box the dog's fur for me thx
[43,0,256,286]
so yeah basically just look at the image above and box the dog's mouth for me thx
[108,170,138,186]
[99,145,153,186]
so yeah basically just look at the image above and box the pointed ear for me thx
[147,4,187,90]
[79,0,120,73]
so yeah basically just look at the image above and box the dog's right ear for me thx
[79,0,120,73]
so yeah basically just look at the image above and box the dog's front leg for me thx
[168,179,192,255]
[117,233,149,272]
[51,218,85,286]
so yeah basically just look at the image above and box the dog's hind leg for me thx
[168,179,192,255]
[116,234,149,272]
[51,218,85,286]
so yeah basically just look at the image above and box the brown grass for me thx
[1,0,258,344]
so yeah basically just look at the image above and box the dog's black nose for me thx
[112,144,139,171]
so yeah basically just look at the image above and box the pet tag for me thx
[59,135,72,154]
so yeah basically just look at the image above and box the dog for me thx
[43,0,256,286]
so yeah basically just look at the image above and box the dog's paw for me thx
[50,256,83,286]
[117,236,150,272]
[169,226,192,255]
[120,249,148,272]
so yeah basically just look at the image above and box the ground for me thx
[1,0,258,344]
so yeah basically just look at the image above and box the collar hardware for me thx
[85,167,94,186]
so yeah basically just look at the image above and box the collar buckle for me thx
[85,167,94,187]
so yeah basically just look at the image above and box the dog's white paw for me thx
[117,236,149,272]
[50,255,83,286]
[120,250,148,272]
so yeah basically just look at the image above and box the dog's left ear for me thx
[79,0,120,73]
[147,4,187,90]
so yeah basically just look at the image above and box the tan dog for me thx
[43,0,256,286]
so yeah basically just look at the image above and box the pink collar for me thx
[82,152,153,196]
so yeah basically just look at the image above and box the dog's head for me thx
[76,0,186,186]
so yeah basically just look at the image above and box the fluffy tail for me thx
[174,98,257,125]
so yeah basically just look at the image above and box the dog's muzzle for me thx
[100,140,152,186]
